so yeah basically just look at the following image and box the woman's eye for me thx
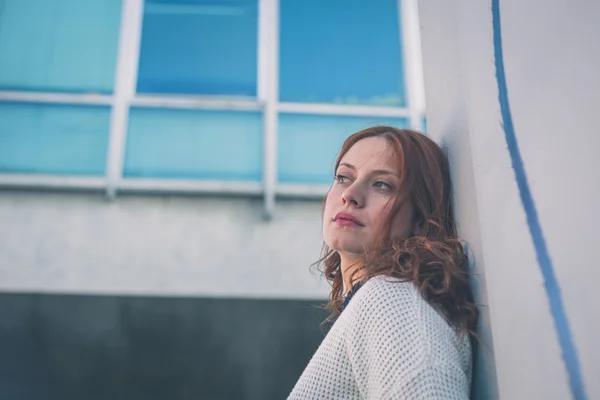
[374,181,393,190]
[334,174,349,184]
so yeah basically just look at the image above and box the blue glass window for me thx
[278,114,408,184]
[280,0,405,107]
[137,0,258,96]
[0,0,122,93]
[0,103,111,175]
[124,108,262,181]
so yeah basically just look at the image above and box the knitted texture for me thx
[288,276,472,399]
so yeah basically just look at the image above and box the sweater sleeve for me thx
[386,365,470,400]
[343,279,470,400]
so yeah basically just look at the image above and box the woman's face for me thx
[323,136,414,255]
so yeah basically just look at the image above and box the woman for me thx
[288,126,477,399]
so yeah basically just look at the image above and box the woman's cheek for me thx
[324,189,338,217]
[322,192,335,240]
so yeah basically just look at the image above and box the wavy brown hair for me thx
[318,126,478,337]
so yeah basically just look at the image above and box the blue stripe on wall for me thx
[491,1,587,398]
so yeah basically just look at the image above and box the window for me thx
[137,0,259,96]
[0,0,424,213]
[279,0,405,106]
[0,103,111,175]
[278,114,408,183]
[277,0,409,188]
[0,0,122,93]
[0,0,118,177]
[125,109,262,181]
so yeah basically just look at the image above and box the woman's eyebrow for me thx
[339,163,399,178]
[371,169,398,177]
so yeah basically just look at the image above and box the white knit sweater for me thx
[288,276,472,399]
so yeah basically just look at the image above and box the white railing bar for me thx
[131,95,263,111]
[399,0,425,131]
[0,174,334,199]
[105,0,145,200]
[0,91,113,106]
[278,102,411,118]
[0,174,106,190]
[257,0,269,102]
[118,178,262,195]
[409,1,426,117]
[260,0,279,220]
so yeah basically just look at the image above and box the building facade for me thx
[0,0,429,398]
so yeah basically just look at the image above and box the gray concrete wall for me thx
[0,190,331,400]
[0,191,329,299]
[419,0,600,398]
[417,2,498,398]
[0,291,328,400]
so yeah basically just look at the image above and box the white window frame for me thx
[0,0,425,218]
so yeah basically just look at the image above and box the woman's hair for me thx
[318,126,478,337]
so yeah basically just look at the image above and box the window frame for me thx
[0,0,425,218]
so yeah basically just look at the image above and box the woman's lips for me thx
[333,212,363,227]
[335,218,361,227]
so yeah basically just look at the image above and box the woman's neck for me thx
[339,253,365,293]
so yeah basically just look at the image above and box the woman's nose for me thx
[341,184,364,208]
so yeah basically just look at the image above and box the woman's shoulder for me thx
[344,275,470,349]
[344,275,472,374]
[350,275,422,314]
[342,276,426,338]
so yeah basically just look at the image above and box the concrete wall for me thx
[0,191,329,299]
[0,291,328,399]
[0,191,330,399]
[416,2,498,398]
[419,0,600,398]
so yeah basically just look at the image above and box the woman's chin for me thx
[326,239,364,256]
